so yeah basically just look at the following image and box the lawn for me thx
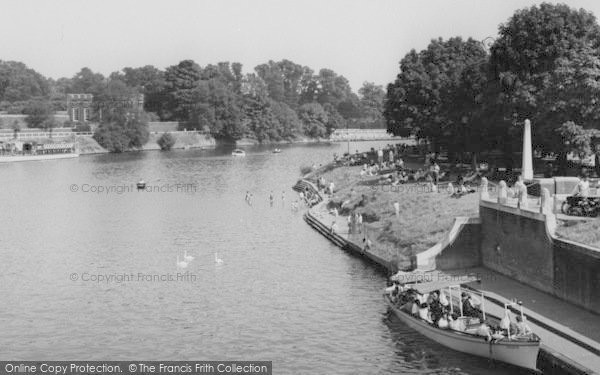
[309,164,480,267]
[556,219,600,249]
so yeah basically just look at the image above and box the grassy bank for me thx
[308,164,480,266]
[556,220,600,248]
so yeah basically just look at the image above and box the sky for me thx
[1,0,600,92]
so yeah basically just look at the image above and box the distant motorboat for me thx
[232,149,246,157]
[137,180,146,189]
[272,148,282,154]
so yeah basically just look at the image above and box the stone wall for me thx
[479,201,555,293]
[478,198,600,314]
[553,238,600,313]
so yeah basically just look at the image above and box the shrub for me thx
[74,123,91,132]
[157,132,176,151]
[300,165,313,175]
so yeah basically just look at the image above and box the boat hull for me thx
[385,297,539,371]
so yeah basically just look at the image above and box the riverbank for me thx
[305,163,480,268]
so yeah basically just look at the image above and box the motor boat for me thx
[137,180,146,189]
[232,149,246,157]
[272,148,282,154]
[384,276,540,371]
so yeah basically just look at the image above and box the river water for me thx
[0,142,529,374]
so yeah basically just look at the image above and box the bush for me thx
[93,111,149,153]
[300,165,313,175]
[74,123,91,132]
[23,100,53,128]
[157,132,176,151]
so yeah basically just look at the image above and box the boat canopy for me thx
[404,277,480,294]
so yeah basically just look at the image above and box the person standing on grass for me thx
[357,213,363,233]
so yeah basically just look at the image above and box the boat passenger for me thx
[515,316,532,336]
[437,311,450,329]
[448,313,466,332]
[476,322,493,341]
[418,303,432,324]
[428,292,444,324]
[439,291,449,307]
[461,292,483,320]
[411,298,420,316]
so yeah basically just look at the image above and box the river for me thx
[0,141,530,374]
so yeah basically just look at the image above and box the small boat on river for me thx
[232,149,246,157]
[384,276,540,371]
[272,148,281,154]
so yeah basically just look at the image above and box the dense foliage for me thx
[385,3,600,167]
[157,132,176,151]
[0,58,382,144]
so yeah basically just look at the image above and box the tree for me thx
[384,37,488,156]
[163,60,202,121]
[69,67,105,96]
[116,65,167,116]
[23,100,53,128]
[359,82,385,121]
[298,103,329,138]
[489,3,600,155]
[0,61,50,103]
[157,132,176,150]
[93,109,149,152]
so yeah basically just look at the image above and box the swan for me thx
[176,255,188,269]
[184,250,194,262]
[215,253,223,264]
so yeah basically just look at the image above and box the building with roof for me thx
[67,94,93,123]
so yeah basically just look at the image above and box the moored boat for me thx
[232,149,246,157]
[384,277,540,371]
[272,148,281,154]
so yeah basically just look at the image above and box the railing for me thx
[0,130,209,140]
[0,132,93,139]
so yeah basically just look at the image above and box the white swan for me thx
[184,250,194,262]
[215,253,223,264]
[176,255,188,269]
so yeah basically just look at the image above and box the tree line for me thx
[384,3,600,172]
[0,58,386,149]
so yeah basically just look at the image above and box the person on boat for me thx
[476,321,493,341]
[449,313,466,332]
[418,302,432,324]
[461,292,483,320]
[515,316,532,336]
[439,291,449,307]
[437,310,450,329]
[410,296,420,316]
[428,291,444,324]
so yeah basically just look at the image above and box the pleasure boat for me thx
[272,148,282,154]
[232,149,246,157]
[384,276,540,371]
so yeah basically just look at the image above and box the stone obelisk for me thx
[522,119,533,180]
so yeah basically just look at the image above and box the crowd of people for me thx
[386,282,533,341]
